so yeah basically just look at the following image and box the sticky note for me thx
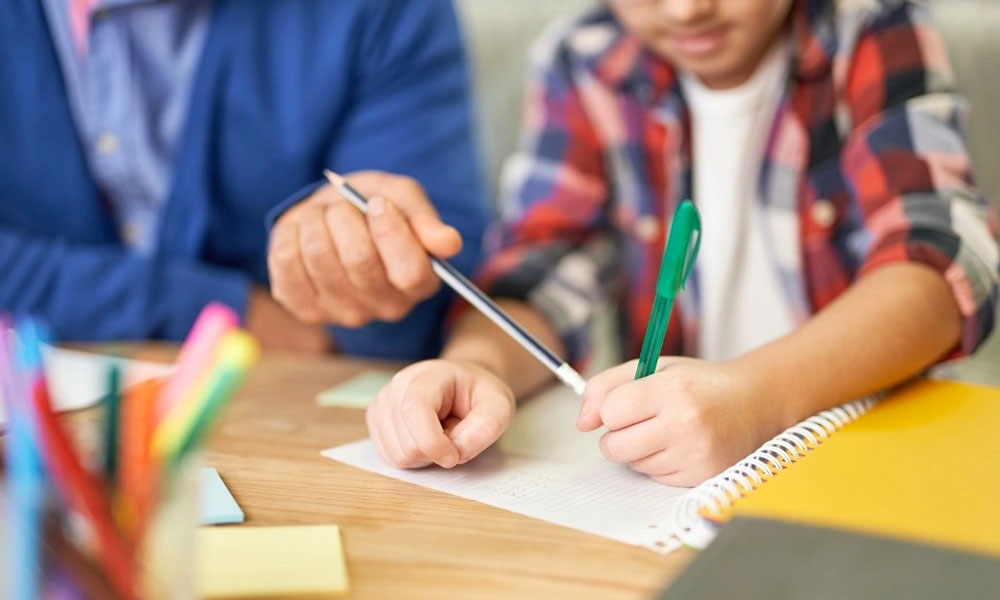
[315,371,393,409]
[199,468,244,526]
[197,525,349,598]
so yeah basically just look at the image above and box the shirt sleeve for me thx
[841,3,999,356]
[312,0,490,359]
[471,22,618,365]
[0,225,250,342]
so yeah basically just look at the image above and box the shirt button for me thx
[634,215,661,243]
[811,199,837,228]
[96,132,119,155]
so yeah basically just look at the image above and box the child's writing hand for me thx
[577,358,774,487]
[366,360,515,469]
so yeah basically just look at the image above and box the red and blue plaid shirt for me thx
[477,0,999,365]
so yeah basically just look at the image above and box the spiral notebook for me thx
[324,378,1000,556]
[676,379,1000,557]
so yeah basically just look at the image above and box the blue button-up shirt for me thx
[40,0,211,253]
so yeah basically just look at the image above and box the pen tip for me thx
[323,169,344,187]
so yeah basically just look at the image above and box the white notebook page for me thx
[322,384,689,553]
[0,345,174,430]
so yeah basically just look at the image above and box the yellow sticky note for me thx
[197,525,349,598]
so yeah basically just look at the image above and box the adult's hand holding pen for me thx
[268,171,462,327]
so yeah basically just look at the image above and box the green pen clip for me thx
[634,200,701,380]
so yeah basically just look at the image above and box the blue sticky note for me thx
[200,468,244,526]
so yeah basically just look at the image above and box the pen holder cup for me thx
[0,452,201,600]
[138,454,201,600]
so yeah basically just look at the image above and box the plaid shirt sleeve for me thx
[474,22,619,365]
[841,2,999,355]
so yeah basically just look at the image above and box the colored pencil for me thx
[15,321,137,600]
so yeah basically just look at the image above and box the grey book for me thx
[660,516,1000,600]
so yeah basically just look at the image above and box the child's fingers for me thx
[598,383,664,431]
[577,360,638,431]
[398,374,461,468]
[370,402,412,468]
[598,417,670,464]
[365,403,395,467]
[448,392,512,463]
[626,448,681,476]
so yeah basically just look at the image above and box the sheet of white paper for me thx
[0,345,175,430]
[322,384,688,553]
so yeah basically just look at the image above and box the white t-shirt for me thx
[679,43,798,362]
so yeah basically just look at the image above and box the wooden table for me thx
[149,348,695,599]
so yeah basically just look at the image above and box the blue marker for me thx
[1,320,46,600]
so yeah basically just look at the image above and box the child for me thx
[360,0,999,486]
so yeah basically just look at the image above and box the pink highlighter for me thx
[155,302,239,421]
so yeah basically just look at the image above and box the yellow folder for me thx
[727,380,1000,557]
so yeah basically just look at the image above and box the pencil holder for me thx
[2,306,258,600]
[1,428,202,600]
[138,454,200,600]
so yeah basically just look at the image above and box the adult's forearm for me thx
[732,263,962,432]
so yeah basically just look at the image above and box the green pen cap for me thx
[655,200,701,299]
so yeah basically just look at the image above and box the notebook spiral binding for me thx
[673,395,879,549]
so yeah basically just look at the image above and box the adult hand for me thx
[366,359,516,469]
[268,171,462,327]
[578,357,776,487]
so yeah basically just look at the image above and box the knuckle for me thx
[399,443,422,464]
[385,451,408,469]
[300,232,331,262]
[478,418,504,444]
[341,244,380,274]
[399,395,427,423]
[399,175,423,195]
[391,264,431,295]
[599,397,621,428]
[668,373,697,398]
[336,308,370,328]
[377,301,412,323]
[600,435,624,462]
[269,239,300,266]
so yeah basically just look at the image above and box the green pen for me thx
[634,200,701,379]
[102,362,121,485]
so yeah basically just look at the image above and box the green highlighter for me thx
[634,200,702,379]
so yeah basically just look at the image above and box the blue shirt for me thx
[1,0,488,359]
[40,0,210,253]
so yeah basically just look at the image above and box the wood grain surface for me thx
[62,346,695,599]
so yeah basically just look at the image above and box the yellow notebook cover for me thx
[728,380,1000,557]
[197,525,349,598]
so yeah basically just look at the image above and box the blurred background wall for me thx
[454,0,1000,382]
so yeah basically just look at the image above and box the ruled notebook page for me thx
[322,385,688,553]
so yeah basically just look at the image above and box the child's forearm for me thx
[731,263,962,431]
[441,300,561,398]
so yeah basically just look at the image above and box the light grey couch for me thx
[454,0,1000,384]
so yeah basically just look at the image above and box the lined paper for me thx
[323,384,688,553]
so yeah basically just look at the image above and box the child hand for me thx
[366,359,515,469]
[577,358,774,487]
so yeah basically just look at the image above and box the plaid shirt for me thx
[477,0,999,365]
